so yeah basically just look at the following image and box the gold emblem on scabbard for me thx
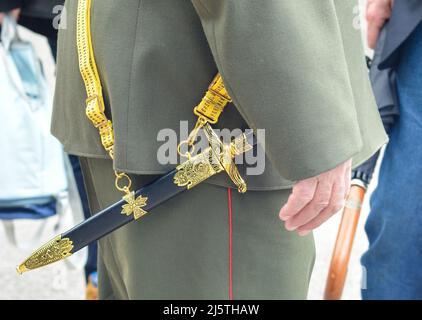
[17,235,74,274]
[121,191,148,220]
[174,148,224,190]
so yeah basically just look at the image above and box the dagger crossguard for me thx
[174,124,252,193]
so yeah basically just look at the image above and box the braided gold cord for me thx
[77,0,233,174]
[77,0,115,159]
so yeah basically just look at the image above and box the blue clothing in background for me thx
[361,22,422,300]
[0,197,56,220]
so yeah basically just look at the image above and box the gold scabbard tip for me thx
[16,235,74,275]
[16,264,29,275]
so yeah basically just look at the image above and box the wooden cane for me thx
[324,182,366,300]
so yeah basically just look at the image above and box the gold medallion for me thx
[121,191,148,220]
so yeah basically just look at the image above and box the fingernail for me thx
[298,230,310,236]
[279,211,288,221]
[285,223,297,231]
[279,214,289,221]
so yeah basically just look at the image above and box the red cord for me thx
[227,188,233,300]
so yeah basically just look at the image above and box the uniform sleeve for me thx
[191,0,364,181]
[0,0,23,12]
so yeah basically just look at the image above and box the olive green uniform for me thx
[52,0,387,299]
[80,157,314,299]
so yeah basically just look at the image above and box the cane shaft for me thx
[324,184,366,300]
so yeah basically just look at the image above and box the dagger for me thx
[17,124,256,274]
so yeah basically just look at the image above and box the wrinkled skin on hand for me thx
[366,0,394,49]
[279,159,352,236]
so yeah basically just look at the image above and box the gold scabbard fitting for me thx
[193,74,232,124]
[17,235,74,275]
[179,74,233,158]
[175,124,252,193]
[115,172,148,220]
[115,172,132,193]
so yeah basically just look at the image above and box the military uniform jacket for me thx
[52,0,388,190]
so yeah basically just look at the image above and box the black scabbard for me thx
[15,170,187,275]
[17,130,257,274]
[68,169,185,253]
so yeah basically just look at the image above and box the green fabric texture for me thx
[52,0,387,189]
[80,157,315,300]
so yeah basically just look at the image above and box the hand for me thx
[279,159,352,236]
[366,0,394,49]
[0,8,21,25]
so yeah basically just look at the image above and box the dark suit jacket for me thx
[353,0,422,183]
[379,0,422,69]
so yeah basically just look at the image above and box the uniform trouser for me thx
[80,157,315,300]
[68,155,97,281]
[361,23,422,300]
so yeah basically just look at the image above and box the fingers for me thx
[279,158,352,236]
[283,180,333,231]
[367,23,382,50]
[344,160,352,196]
[296,182,346,236]
[279,178,317,220]
[366,0,394,49]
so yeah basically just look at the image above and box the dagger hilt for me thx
[203,124,253,193]
[174,124,253,193]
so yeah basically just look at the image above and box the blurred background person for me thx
[0,0,60,56]
[360,0,422,299]
[0,0,98,299]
